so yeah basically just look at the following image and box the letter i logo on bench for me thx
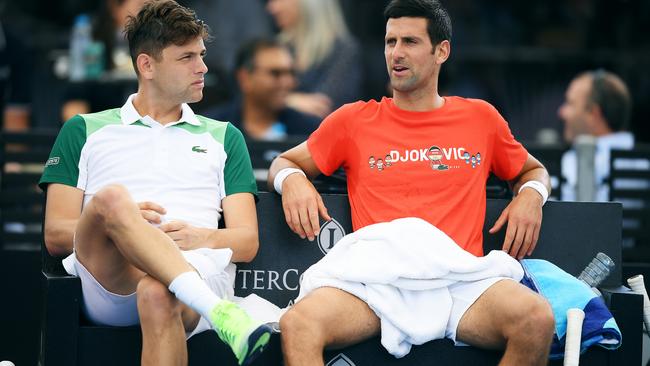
[327,353,356,366]
[317,219,346,255]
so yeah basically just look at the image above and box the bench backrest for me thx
[237,192,622,308]
[246,138,348,194]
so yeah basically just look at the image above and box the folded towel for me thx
[520,259,622,359]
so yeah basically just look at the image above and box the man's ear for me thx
[434,40,450,65]
[237,68,252,92]
[587,102,607,132]
[589,103,604,120]
[136,53,155,80]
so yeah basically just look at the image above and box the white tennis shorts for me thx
[445,277,513,345]
[62,247,235,338]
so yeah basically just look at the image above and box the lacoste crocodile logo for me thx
[192,146,207,153]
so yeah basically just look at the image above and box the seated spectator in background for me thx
[205,38,321,141]
[183,0,273,75]
[267,0,362,118]
[180,0,275,108]
[61,0,146,122]
[558,70,633,201]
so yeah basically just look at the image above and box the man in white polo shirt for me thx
[39,1,271,365]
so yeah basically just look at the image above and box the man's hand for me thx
[489,188,543,259]
[160,221,212,250]
[282,172,331,241]
[138,201,166,224]
[286,92,333,118]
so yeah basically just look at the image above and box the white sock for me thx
[168,271,222,320]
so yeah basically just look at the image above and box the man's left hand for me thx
[489,188,543,259]
[160,221,212,250]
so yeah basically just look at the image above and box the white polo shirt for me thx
[561,132,634,202]
[40,94,257,228]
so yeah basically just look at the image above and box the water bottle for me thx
[577,252,615,288]
[69,14,91,81]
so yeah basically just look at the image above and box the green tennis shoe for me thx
[210,301,273,366]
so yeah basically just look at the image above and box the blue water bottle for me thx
[69,14,91,81]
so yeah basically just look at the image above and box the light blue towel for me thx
[520,259,622,359]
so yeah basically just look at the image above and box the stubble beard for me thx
[185,88,204,104]
[390,73,418,94]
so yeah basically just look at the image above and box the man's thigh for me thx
[292,287,380,349]
[454,279,544,349]
[75,195,145,295]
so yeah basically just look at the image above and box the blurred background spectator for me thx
[267,0,362,118]
[182,0,274,108]
[205,38,320,141]
[558,70,633,202]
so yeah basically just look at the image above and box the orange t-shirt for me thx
[307,96,528,256]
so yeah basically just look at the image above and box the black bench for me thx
[40,192,642,365]
[247,138,347,194]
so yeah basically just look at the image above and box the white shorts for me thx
[445,277,513,345]
[62,248,236,338]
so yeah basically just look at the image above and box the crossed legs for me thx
[138,276,201,366]
[280,280,554,366]
[74,184,202,365]
[74,184,194,290]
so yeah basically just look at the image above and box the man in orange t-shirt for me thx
[268,0,554,364]
[306,96,528,257]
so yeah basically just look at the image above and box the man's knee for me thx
[529,296,555,336]
[91,184,134,226]
[507,293,554,340]
[280,306,325,346]
[137,276,181,323]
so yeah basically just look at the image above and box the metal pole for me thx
[575,135,597,201]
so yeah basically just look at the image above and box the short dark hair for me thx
[235,38,286,71]
[124,0,210,74]
[586,70,632,132]
[384,0,452,46]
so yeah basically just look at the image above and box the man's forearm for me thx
[267,156,303,192]
[44,218,77,257]
[203,227,259,263]
[512,167,551,198]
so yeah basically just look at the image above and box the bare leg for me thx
[75,184,194,294]
[280,287,380,366]
[138,276,201,366]
[456,280,555,366]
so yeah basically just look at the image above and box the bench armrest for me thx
[40,270,81,366]
[600,286,643,366]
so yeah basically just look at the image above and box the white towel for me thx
[298,217,524,357]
